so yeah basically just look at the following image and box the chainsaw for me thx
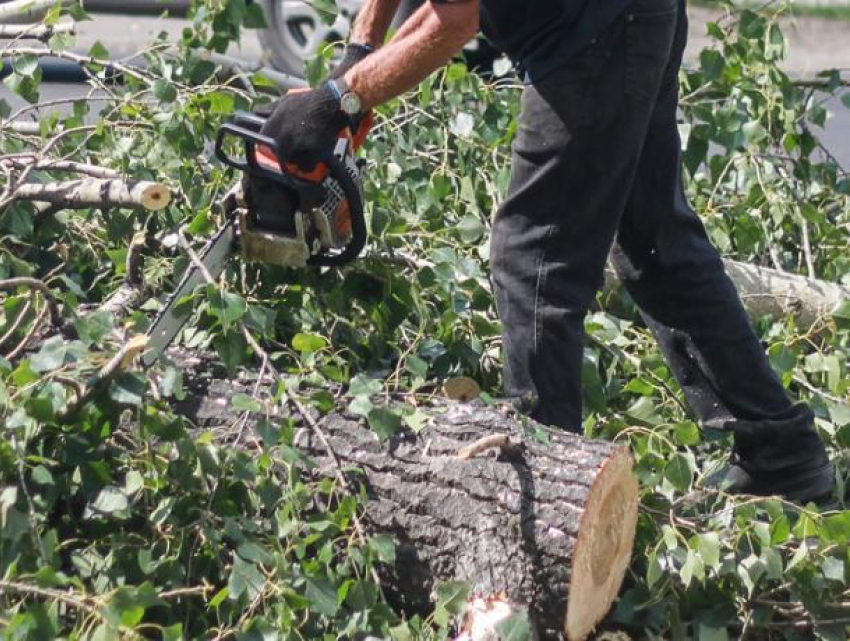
[141,112,370,368]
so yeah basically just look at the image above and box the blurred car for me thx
[258,0,498,77]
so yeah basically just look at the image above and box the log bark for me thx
[178,369,638,640]
[604,259,849,327]
[12,178,171,211]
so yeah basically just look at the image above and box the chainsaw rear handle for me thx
[214,112,367,267]
[316,153,366,267]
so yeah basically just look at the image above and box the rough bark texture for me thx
[604,259,849,327]
[176,363,638,640]
[13,178,170,211]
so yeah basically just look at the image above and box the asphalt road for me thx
[2,9,849,167]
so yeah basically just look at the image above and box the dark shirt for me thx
[431,0,633,82]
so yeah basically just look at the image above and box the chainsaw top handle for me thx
[214,112,367,267]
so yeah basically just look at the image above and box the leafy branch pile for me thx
[0,0,848,638]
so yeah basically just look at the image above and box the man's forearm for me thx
[346,1,479,111]
[351,0,403,48]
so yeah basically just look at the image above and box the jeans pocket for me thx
[625,1,678,103]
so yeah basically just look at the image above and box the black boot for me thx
[717,404,834,503]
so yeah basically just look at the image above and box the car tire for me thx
[257,0,418,77]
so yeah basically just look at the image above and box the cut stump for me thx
[296,403,638,640]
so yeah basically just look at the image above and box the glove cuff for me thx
[329,42,374,80]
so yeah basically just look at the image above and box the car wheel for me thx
[257,0,362,77]
[258,0,421,77]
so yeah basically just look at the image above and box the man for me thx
[251,0,833,502]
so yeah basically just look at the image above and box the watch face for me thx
[340,92,361,116]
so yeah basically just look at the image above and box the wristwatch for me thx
[329,77,363,125]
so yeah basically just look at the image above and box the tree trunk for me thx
[178,369,638,640]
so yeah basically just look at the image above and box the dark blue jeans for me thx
[490,0,824,471]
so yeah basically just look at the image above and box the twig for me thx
[0,297,32,350]
[4,157,122,180]
[800,219,816,279]
[0,580,99,617]
[5,305,46,360]
[457,434,519,460]
[0,277,61,326]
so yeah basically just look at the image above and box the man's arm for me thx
[346,0,480,111]
[349,0,403,48]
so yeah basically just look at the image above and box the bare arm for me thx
[346,0,480,111]
[350,0,403,47]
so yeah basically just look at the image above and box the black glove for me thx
[329,42,373,80]
[259,83,347,172]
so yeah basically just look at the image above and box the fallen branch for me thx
[0,0,59,23]
[12,178,171,211]
[0,580,99,617]
[0,22,74,40]
[604,259,850,328]
[4,157,121,180]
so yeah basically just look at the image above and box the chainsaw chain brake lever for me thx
[214,112,367,267]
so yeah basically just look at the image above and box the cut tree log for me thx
[12,178,171,211]
[178,369,638,640]
[0,0,62,24]
[604,259,849,328]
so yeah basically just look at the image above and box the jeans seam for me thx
[532,223,558,371]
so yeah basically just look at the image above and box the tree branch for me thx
[12,178,171,211]
[0,22,75,41]
[0,277,61,326]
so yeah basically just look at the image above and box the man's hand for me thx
[259,84,348,172]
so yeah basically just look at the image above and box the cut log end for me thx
[565,447,638,640]
[139,184,171,211]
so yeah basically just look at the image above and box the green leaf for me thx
[228,555,265,602]
[458,214,485,244]
[153,79,177,103]
[231,393,263,413]
[700,49,725,80]
[13,54,39,78]
[305,577,339,616]
[243,2,267,28]
[367,407,403,441]
[696,532,720,569]
[88,486,129,515]
[435,580,470,617]
[349,373,382,397]
[206,288,246,331]
[209,587,229,608]
[664,452,695,492]
[29,336,70,372]
[370,534,396,564]
[821,556,846,583]
[496,609,531,641]
[109,373,146,407]
[292,333,327,354]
